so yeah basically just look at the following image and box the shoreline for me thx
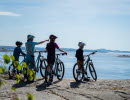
[0,74,130,100]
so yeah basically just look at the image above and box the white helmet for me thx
[78,42,86,47]
[27,35,35,40]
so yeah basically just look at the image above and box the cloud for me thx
[0,11,21,16]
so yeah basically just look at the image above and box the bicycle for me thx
[45,53,67,85]
[73,51,97,82]
[23,51,48,82]
[8,55,25,79]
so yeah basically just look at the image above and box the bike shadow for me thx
[36,81,47,91]
[53,80,61,84]
[70,81,87,88]
[12,80,28,89]
[36,79,61,91]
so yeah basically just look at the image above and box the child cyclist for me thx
[46,35,67,66]
[25,35,48,69]
[13,41,26,61]
[12,41,26,76]
[75,42,90,81]
[46,35,67,82]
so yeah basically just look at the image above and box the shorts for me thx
[25,55,35,69]
[77,60,84,70]
[47,55,55,67]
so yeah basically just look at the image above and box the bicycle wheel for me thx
[40,59,47,78]
[8,64,16,79]
[45,65,53,85]
[89,63,97,81]
[56,62,65,80]
[25,61,36,83]
[23,67,28,79]
[73,63,84,82]
[27,69,36,83]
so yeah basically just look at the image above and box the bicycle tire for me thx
[89,63,97,81]
[73,63,84,82]
[25,61,36,83]
[8,64,16,79]
[23,67,28,79]
[56,62,65,80]
[45,65,53,85]
[40,59,47,78]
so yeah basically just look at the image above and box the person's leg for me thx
[77,60,83,71]
[47,56,55,70]
[47,58,55,82]
[30,56,35,69]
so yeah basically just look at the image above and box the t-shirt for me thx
[25,41,38,56]
[75,49,84,61]
[13,47,26,61]
[46,42,59,58]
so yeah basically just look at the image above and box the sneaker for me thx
[83,77,90,81]
[57,74,61,77]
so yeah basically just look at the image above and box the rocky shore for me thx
[0,75,130,100]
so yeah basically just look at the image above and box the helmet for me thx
[78,42,86,47]
[16,41,23,45]
[49,35,57,40]
[27,35,35,40]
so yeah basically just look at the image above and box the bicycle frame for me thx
[52,55,62,74]
[11,56,25,66]
[84,51,97,66]
[35,51,45,72]
[84,56,92,71]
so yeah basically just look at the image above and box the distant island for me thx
[118,55,130,58]
[0,46,130,53]
[0,48,12,52]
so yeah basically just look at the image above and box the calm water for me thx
[1,52,130,79]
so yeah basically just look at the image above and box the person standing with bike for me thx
[75,42,90,81]
[13,41,26,62]
[46,35,67,83]
[25,35,49,69]
[8,41,26,79]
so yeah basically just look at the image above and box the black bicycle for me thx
[24,51,48,82]
[45,53,67,85]
[73,51,97,82]
[8,55,25,79]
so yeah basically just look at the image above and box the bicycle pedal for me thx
[87,77,90,79]
[83,72,87,74]
[52,73,56,76]
[57,75,61,77]
[41,66,45,69]
[52,71,56,74]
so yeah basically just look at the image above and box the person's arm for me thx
[58,48,67,54]
[75,50,78,58]
[19,48,26,56]
[37,40,49,45]
[55,43,67,54]
[45,43,48,53]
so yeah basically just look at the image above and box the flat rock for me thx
[0,77,130,100]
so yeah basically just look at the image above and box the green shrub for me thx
[3,54,10,64]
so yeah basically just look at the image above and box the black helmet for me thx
[16,41,23,46]
[49,35,58,40]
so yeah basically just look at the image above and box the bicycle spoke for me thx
[73,63,83,82]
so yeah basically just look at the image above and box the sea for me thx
[0,51,130,79]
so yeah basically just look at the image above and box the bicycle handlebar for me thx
[34,51,46,53]
[56,53,67,56]
[84,51,97,57]
[19,55,25,57]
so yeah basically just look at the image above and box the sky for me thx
[0,0,130,51]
